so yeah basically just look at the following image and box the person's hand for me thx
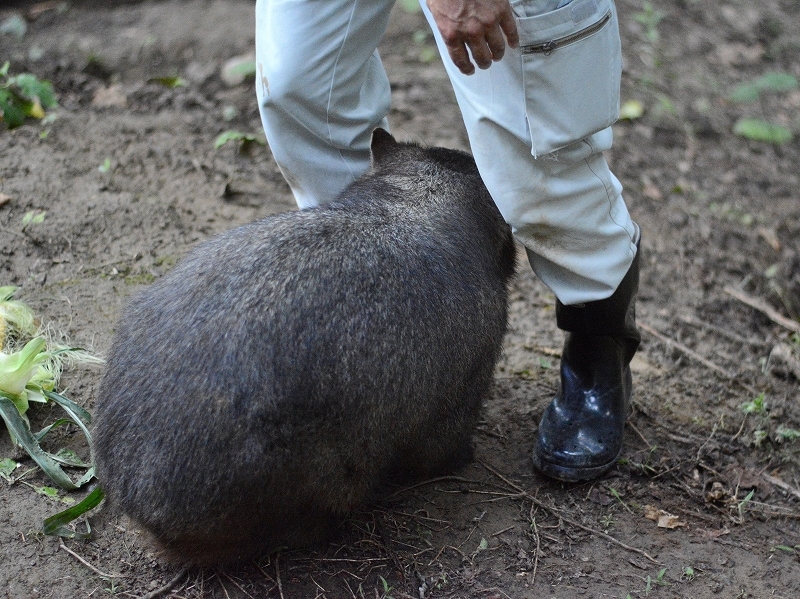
[426,0,519,75]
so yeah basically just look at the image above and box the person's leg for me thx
[255,0,395,208]
[421,0,641,481]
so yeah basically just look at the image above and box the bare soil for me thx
[2,1,800,598]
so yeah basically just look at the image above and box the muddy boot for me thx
[532,245,641,482]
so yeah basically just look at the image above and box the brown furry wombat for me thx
[92,129,517,565]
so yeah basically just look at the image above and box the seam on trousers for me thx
[326,0,359,181]
[583,137,636,256]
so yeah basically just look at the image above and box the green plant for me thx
[776,426,800,442]
[740,393,766,414]
[376,575,394,599]
[633,1,665,43]
[733,118,793,145]
[729,72,797,145]
[148,75,186,88]
[729,72,798,103]
[0,286,103,536]
[644,568,668,594]
[0,62,58,129]
[214,129,266,151]
[737,489,755,522]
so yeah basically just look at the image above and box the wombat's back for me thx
[93,130,516,564]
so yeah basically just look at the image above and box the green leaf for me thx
[34,417,72,443]
[9,73,57,108]
[0,14,27,38]
[0,91,27,129]
[43,486,105,539]
[734,118,793,144]
[22,210,46,226]
[214,129,264,150]
[0,457,18,479]
[0,393,80,490]
[730,72,798,102]
[35,485,60,498]
[728,84,761,103]
[44,390,92,446]
[149,76,187,88]
[53,447,90,469]
[0,337,48,398]
[757,72,798,93]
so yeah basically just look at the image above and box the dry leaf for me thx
[643,504,686,529]
[0,193,12,208]
[92,85,128,108]
[757,226,781,252]
[705,481,728,502]
[642,183,663,201]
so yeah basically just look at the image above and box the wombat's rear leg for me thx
[389,367,491,481]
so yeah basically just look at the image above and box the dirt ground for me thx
[1,0,800,597]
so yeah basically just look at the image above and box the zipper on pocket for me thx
[521,11,611,56]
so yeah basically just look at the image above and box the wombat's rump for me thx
[93,129,517,565]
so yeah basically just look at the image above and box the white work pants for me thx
[255,0,639,305]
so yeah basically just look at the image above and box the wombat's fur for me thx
[93,129,517,565]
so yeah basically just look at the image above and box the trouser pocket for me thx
[516,0,622,156]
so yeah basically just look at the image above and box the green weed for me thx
[214,129,266,152]
[0,62,58,129]
[633,1,665,43]
[740,393,766,414]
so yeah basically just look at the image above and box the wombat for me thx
[92,129,517,565]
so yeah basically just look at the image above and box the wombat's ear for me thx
[370,128,398,165]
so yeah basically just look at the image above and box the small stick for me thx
[724,286,800,335]
[677,314,764,347]
[731,415,748,442]
[58,540,121,579]
[639,322,734,378]
[275,553,285,599]
[477,460,662,565]
[763,473,800,501]
[138,568,188,599]
[529,505,541,589]
[220,572,254,599]
[627,421,654,449]
[696,420,719,462]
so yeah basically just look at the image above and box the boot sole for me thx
[532,447,622,483]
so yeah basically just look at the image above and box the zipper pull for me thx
[541,40,558,56]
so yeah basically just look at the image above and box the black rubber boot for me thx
[532,245,641,482]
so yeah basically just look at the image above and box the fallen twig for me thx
[477,460,662,565]
[640,322,734,378]
[58,540,121,579]
[763,473,800,502]
[641,322,762,395]
[677,314,764,347]
[529,504,541,589]
[220,572,254,599]
[724,286,800,335]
